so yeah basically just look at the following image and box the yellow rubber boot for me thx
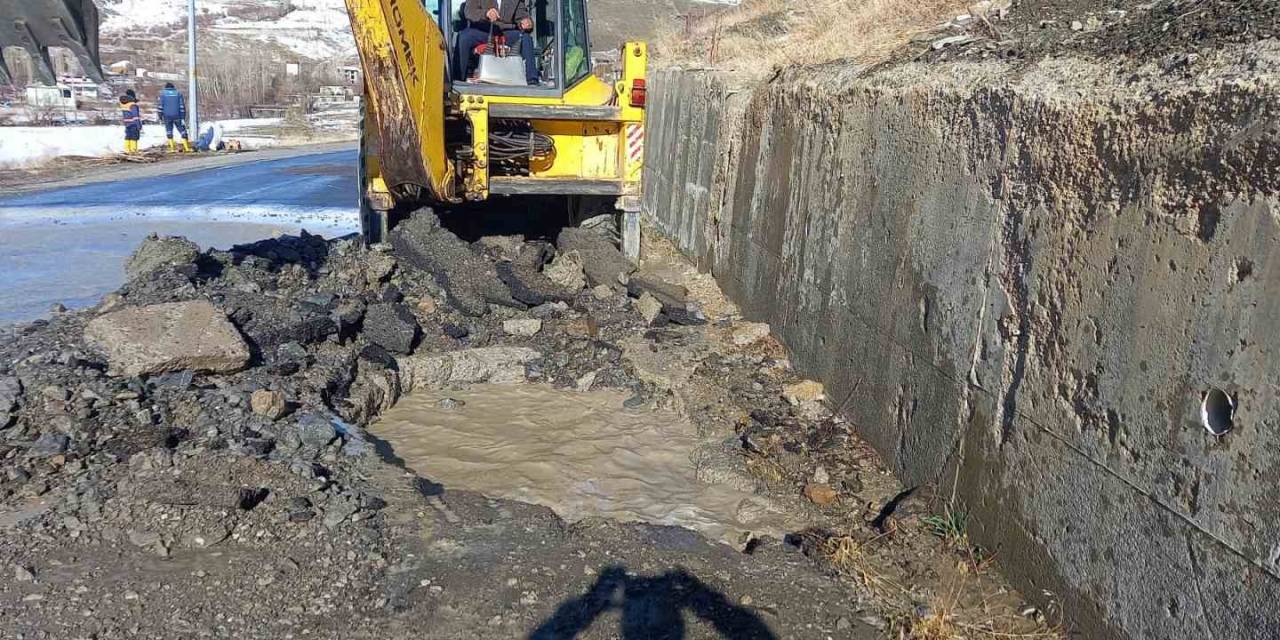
[168,139,177,152]
[124,140,135,154]
[182,139,193,153]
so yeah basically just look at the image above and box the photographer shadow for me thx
[529,565,778,640]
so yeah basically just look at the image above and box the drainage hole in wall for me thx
[1201,388,1234,436]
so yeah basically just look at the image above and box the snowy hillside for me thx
[98,0,356,61]
[96,0,740,60]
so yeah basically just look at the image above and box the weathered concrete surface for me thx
[84,301,252,377]
[643,51,1280,639]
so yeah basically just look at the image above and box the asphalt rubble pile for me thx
[0,208,721,540]
[0,210,1050,638]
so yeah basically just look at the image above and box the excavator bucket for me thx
[0,0,102,86]
[345,0,454,203]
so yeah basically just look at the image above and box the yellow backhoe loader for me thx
[345,0,648,255]
[0,0,102,86]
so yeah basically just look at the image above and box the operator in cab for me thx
[455,0,539,85]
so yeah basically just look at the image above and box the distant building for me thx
[286,62,301,77]
[26,85,75,111]
[138,70,185,82]
[340,66,361,85]
[312,85,361,110]
[60,77,102,100]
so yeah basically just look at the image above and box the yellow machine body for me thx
[345,0,648,241]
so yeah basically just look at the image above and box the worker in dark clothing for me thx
[120,95,142,154]
[157,82,193,152]
[455,0,539,85]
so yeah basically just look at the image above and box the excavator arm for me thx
[0,0,102,86]
[345,0,455,204]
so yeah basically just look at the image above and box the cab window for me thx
[561,0,589,87]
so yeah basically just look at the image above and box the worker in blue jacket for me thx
[120,95,142,154]
[157,83,193,152]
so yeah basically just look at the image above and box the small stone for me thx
[323,497,360,529]
[731,322,771,347]
[529,302,570,319]
[437,398,465,410]
[250,390,289,421]
[363,303,422,355]
[633,293,663,325]
[1070,19,1083,30]
[503,318,543,337]
[591,285,614,301]
[576,371,597,392]
[443,323,470,340]
[544,250,587,293]
[297,412,338,449]
[837,617,852,631]
[364,252,397,285]
[803,483,839,507]
[739,595,753,606]
[812,466,830,485]
[418,296,439,316]
[861,615,887,630]
[297,294,333,312]
[14,565,35,582]
[0,376,22,411]
[782,380,825,405]
[30,433,69,457]
[127,529,162,549]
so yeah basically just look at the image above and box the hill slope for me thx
[98,0,355,61]
[96,0,731,61]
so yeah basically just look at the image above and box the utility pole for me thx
[187,0,199,139]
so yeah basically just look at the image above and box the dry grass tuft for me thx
[892,574,1066,640]
[822,534,902,598]
[654,0,968,74]
[906,612,962,640]
[742,450,787,485]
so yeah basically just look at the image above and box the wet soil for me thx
[373,384,802,546]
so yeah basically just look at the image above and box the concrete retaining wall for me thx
[642,60,1280,639]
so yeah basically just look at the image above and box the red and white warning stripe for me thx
[627,124,645,163]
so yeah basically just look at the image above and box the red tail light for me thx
[630,79,647,108]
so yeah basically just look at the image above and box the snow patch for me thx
[0,119,283,169]
[98,0,354,60]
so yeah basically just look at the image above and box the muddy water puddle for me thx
[372,384,796,545]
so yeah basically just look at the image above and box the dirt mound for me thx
[951,0,1279,64]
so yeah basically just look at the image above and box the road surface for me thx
[0,149,360,325]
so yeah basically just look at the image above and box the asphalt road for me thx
[0,149,361,325]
